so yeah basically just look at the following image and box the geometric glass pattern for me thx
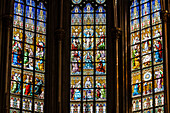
[130,0,164,112]
[10,0,47,112]
[70,0,107,112]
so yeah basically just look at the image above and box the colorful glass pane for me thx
[71,26,82,37]
[83,26,94,37]
[83,3,94,13]
[13,15,23,28]
[131,0,139,8]
[141,2,150,16]
[25,18,35,31]
[72,0,82,4]
[70,102,81,112]
[131,44,140,58]
[37,9,47,22]
[130,19,140,32]
[141,15,150,29]
[26,6,35,19]
[83,14,94,25]
[141,0,149,4]
[83,38,94,50]
[70,76,81,88]
[26,0,35,7]
[96,13,106,24]
[152,0,161,12]
[152,12,161,25]
[37,21,46,34]
[131,71,141,85]
[131,6,139,20]
[152,24,162,38]
[25,31,34,44]
[95,76,106,88]
[72,6,82,13]
[71,14,82,25]
[14,2,24,16]
[96,6,106,13]
[131,32,140,45]
[96,0,105,4]
[37,2,46,10]
[142,67,152,81]
[13,28,23,41]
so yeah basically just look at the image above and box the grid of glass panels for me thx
[10,0,47,112]
[70,0,107,112]
[130,0,164,112]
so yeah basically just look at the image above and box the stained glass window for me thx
[130,0,164,112]
[70,0,107,112]
[10,0,47,112]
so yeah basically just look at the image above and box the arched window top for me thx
[10,0,47,112]
[83,3,94,13]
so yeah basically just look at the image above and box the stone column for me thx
[112,27,122,113]
[161,10,170,113]
[0,12,13,113]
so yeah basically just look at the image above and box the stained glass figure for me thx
[141,15,150,29]
[13,28,23,41]
[131,71,141,85]
[10,1,47,112]
[131,6,139,20]
[130,19,140,32]
[13,15,23,28]
[26,6,35,19]
[131,32,140,45]
[14,2,24,16]
[152,12,161,25]
[37,9,47,22]
[152,0,161,12]
[130,0,164,112]
[141,2,150,16]
[70,1,107,112]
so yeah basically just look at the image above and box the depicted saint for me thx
[84,77,92,88]
[97,38,105,49]
[16,3,23,15]
[96,62,105,74]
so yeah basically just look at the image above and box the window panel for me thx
[70,0,107,112]
[130,0,164,112]
[10,0,47,112]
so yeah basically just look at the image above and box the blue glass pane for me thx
[71,14,82,25]
[152,0,161,12]
[131,0,139,8]
[14,2,24,16]
[96,6,106,13]
[71,6,82,13]
[141,2,150,16]
[26,6,35,19]
[15,0,24,3]
[84,3,94,13]
[141,0,149,4]
[37,2,46,10]
[131,6,139,20]
[37,9,47,22]
[26,0,35,7]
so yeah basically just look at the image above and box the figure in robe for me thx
[38,10,45,21]
[27,7,34,18]
[16,3,22,15]
[96,89,101,99]
[96,62,105,73]
[84,52,92,62]
[85,77,92,88]
[133,83,140,96]
[155,40,162,62]
[84,38,92,50]
[97,51,105,62]
[35,79,43,96]
[74,89,81,100]
[96,81,101,88]
[97,38,105,49]
[25,84,31,95]
[72,63,80,74]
